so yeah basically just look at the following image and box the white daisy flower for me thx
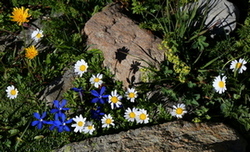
[74,59,88,77]
[124,107,139,122]
[31,29,44,42]
[90,73,103,88]
[101,114,115,128]
[125,88,138,102]
[212,75,227,94]
[170,103,187,119]
[6,85,18,99]
[230,58,247,73]
[82,121,95,135]
[108,90,122,109]
[71,114,86,133]
[136,109,149,124]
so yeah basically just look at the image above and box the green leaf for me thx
[8,129,19,137]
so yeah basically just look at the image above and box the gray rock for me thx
[182,0,239,38]
[54,121,247,152]
[84,3,164,88]
[38,67,75,103]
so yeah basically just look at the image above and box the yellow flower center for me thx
[36,33,42,38]
[94,78,100,82]
[128,92,135,98]
[105,118,112,124]
[111,96,118,103]
[139,113,147,120]
[176,108,184,114]
[129,112,136,118]
[88,125,93,130]
[80,65,86,71]
[77,121,84,127]
[25,45,38,59]
[10,89,17,95]
[218,81,225,88]
[236,63,242,69]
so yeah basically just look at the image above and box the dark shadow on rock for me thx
[126,75,136,88]
[126,61,141,87]
[130,61,140,74]
[115,46,129,63]
[205,139,247,152]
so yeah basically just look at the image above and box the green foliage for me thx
[0,0,250,151]
[0,0,113,151]
[130,0,250,132]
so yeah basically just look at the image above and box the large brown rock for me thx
[54,121,247,152]
[84,3,164,88]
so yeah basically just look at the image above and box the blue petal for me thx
[53,100,60,108]
[65,119,73,124]
[70,88,79,92]
[100,86,106,95]
[91,90,99,97]
[33,112,41,119]
[99,99,105,104]
[102,95,109,98]
[71,87,84,92]
[53,120,62,126]
[58,126,63,133]
[37,122,43,129]
[54,113,60,120]
[44,120,53,125]
[57,113,66,119]
[61,114,66,121]
[64,126,70,132]
[62,107,70,111]
[41,112,47,119]
[50,109,58,114]
[49,125,56,130]
[91,98,99,103]
[31,120,39,126]
[99,112,105,116]
[61,99,67,107]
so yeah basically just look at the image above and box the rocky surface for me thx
[84,3,164,88]
[54,120,248,152]
[37,3,165,103]
[38,67,75,103]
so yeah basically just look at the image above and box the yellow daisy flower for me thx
[6,85,18,99]
[124,107,138,122]
[25,45,38,59]
[10,6,31,26]
[125,88,138,102]
[230,58,247,74]
[212,75,227,94]
[74,59,88,77]
[136,109,149,124]
[101,114,115,128]
[170,104,187,119]
[108,90,122,109]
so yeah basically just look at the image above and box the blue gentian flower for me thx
[71,87,84,93]
[46,114,60,131]
[50,99,70,118]
[31,112,49,129]
[91,107,105,120]
[51,114,73,133]
[71,87,84,101]
[91,86,109,104]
